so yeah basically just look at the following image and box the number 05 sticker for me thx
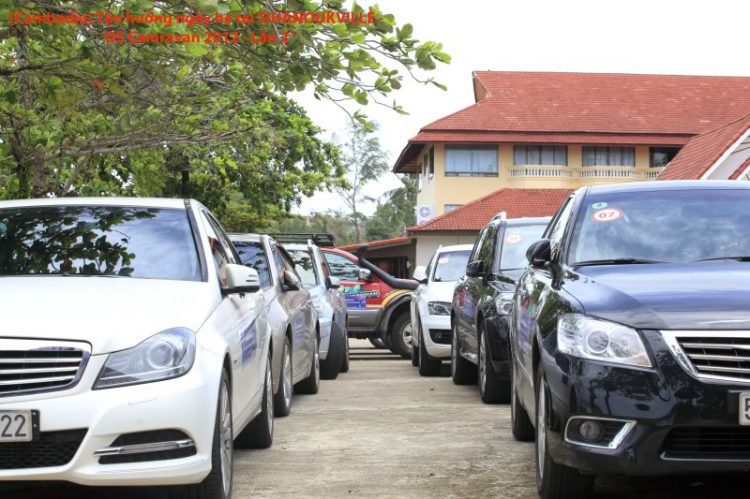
[591,208,623,223]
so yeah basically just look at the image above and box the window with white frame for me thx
[444,204,463,213]
[513,145,568,166]
[582,146,635,167]
[445,145,498,176]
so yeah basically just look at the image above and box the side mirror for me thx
[527,239,552,267]
[326,275,341,290]
[465,260,484,278]
[223,264,260,295]
[412,266,427,283]
[358,268,372,281]
[282,270,301,291]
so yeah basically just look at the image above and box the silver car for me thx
[230,234,321,418]
[280,236,350,380]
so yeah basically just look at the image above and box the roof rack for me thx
[267,233,336,248]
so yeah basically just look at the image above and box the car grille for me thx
[0,429,87,470]
[0,339,90,397]
[671,333,750,382]
[664,427,750,458]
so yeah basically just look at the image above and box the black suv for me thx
[509,181,750,499]
[451,215,551,403]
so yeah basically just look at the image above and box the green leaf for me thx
[185,43,209,57]
[398,23,413,40]
[351,31,366,44]
[47,76,63,90]
[433,52,452,64]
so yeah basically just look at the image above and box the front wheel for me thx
[479,328,510,404]
[410,318,419,367]
[451,321,478,385]
[340,332,350,373]
[295,336,320,395]
[273,338,292,417]
[535,371,594,499]
[176,370,233,499]
[236,350,274,449]
[418,326,442,377]
[511,367,534,442]
[390,313,413,360]
[321,320,345,380]
[369,337,386,350]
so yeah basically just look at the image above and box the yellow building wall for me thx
[415,143,662,215]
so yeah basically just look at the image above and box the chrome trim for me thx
[661,331,750,384]
[564,416,637,450]
[94,439,196,457]
[0,338,91,397]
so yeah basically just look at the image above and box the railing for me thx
[508,165,666,182]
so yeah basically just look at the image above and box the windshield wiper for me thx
[693,256,750,262]
[572,258,665,267]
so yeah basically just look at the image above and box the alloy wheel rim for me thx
[283,347,292,409]
[402,323,413,349]
[451,326,457,377]
[219,382,233,497]
[266,359,274,433]
[479,335,486,394]
[537,381,547,479]
[314,338,320,386]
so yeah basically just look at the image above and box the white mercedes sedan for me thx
[0,198,272,499]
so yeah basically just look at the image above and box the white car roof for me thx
[436,244,474,254]
[228,233,264,244]
[283,243,312,251]
[0,197,187,210]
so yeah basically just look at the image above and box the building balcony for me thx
[508,165,665,187]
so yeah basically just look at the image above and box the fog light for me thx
[578,420,604,442]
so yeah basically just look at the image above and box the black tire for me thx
[535,370,594,499]
[511,366,534,441]
[383,334,397,354]
[411,322,419,367]
[418,326,442,377]
[369,337,386,350]
[295,336,320,394]
[390,312,413,360]
[479,327,511,404]
[236,350,274,449]
[340,332,350,373]
[451,321,478,385]
[321,320,345,380]
[176,370,233,499]
[273,337,292,417]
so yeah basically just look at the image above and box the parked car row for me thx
[0,199,349,499]
[410,181,750,499]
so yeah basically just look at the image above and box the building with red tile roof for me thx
[394,71,750,226]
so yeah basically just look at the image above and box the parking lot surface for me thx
[6,341,750,498]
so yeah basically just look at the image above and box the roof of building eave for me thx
[657,114,750,180]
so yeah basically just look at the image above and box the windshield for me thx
[287,249,318,286]
[569,189,750,264]
[495,224,547,271]
[433,250,471,282]
[0,206,200,280]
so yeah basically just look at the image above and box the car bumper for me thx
[542,329,750,476]
[0,346,221,487]
[420,314,451,359]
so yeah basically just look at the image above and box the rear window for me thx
[495,224,547,271]
[0,206,200,281]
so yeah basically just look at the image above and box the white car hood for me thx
[1,277,218,354]
[425,281,459,302]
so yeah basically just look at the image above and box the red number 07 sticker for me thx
[591,208,623,223]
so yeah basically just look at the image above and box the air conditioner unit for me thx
[416,205,436,225]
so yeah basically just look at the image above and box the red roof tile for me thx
[410,131,692,145]
[657,114,750,180]
[337,236,411,251]
[432,72,750,135]
[409,188,572,232]
[729,157,750,180]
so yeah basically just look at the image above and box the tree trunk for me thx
[352,197,361,243]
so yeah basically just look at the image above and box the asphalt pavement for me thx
[6,340,750,498]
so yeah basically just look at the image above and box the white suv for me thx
[410,245,473,376]
[0,198,274,499]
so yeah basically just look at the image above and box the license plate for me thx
[0,410,33,442]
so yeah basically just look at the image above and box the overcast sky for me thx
[293,0,750,216]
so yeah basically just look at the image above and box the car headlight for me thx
[495,292,514,315]
[428,301,451,316]
[94,328,196,389]
[557,314,651,368]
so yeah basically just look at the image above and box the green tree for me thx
[0,0,449,223]
[334,121,389,243]
[365,174,416,241]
